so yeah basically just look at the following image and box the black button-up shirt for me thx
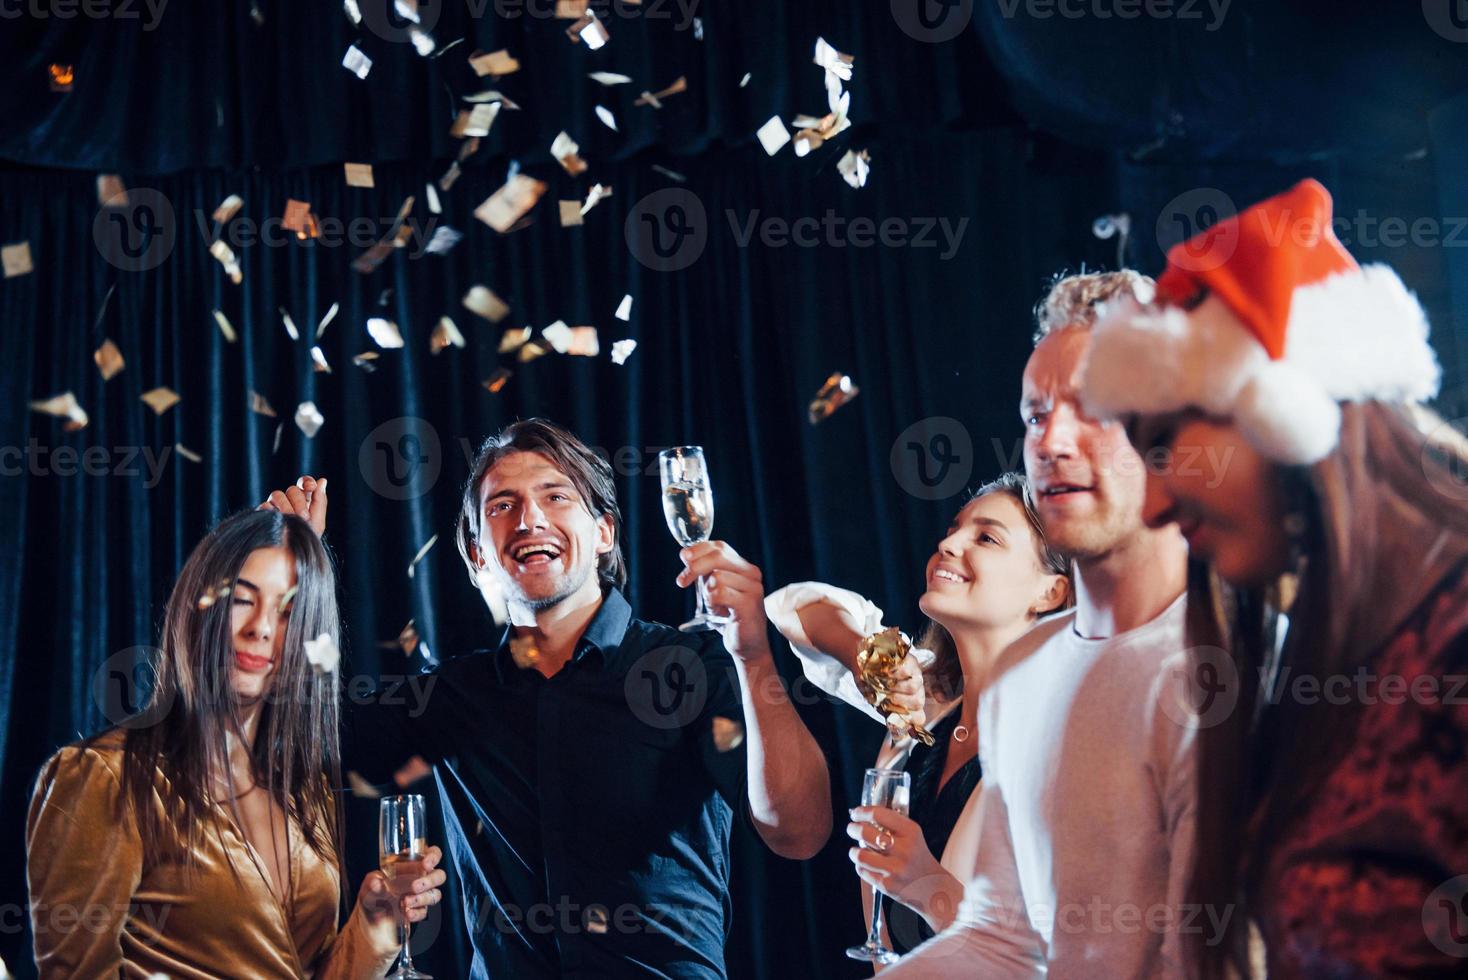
[344,590,749,979]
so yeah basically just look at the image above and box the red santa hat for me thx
[1080,178,1441,464]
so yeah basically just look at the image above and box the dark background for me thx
[3,2,1467,976]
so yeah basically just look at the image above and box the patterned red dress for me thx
[1258,561,1468,976]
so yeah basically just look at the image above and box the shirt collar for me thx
[494,588,634,677]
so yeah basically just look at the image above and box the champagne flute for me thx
[379,794,432,979]
[658,447,730,631]
[845,767,912,964]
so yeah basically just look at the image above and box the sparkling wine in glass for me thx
[846,767,912,964]
[379,794,432,979]
[658,447,730,631]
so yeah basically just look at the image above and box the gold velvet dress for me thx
[26,730,393,979]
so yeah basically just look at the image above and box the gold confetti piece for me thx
[209,239,242,284]
[566,10,608,48]
[595,105,617,132]
[588,71,632,86]
[497,325,532,353]
[838,149,870,188]
[439,161,462,192]
[2,242,33,278]
[517,341,548,363]
[634,76,687,108]
[343,162,374,187]
[176,443,202,464]
[458,139,481,162]
[425,182,441,214]
[739,72,751,88]
[813,37,854,81]
[756,116,791,156]
[614,294,632,321]
[430,316,465,354]
[97,174,128,208]
[580,184,613,218]
[542,320,573,354]
[469,48,519,77]
[482,367,512,393]
[304,632,341,675]
[550,131,588,176]
[474,175,547,233]
[587,906,609,934]
[450,102,500,138]
[558,201,584,227]
[407,533,439,577]
[277,583,299,614]
[272,422,284,453]
[282,199,312,233]
[347,771,381,799]
[555,0,586,15]
[610,339,636,365]
[212,309,237,343]
[396,619,420,655]
[791,106,851,158]
[213,194,244,224]
[568,327,599,357]
[509,635,541,669]
[464,285,511,323]
[712,716,745,752]
[856,628,935,745]
[352,241,394,274]
[367,317,404,349]
[29,392,88,430]
[808,371,860,424]
[94,339,124,380]
[141,387,181,416]
[249,391,277,417]
[295,401,325,438]
[311,346,332,373]
[49,63,74,92]
[317,302,339,339]
[196,582,232,609]
[352,352,379,371]
[342,44,372,79]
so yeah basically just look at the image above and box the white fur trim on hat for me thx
[1233,360,1342,464]
[1285,263,1440,404]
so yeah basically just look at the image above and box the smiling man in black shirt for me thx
[268,420,832,978]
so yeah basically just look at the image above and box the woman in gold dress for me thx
[26,508,447,978]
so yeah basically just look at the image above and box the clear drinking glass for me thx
[379,794,432,979]
[845,767,912,964]
[658,446,730,631]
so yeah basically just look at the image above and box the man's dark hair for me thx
[455,418,628,591]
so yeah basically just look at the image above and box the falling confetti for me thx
[550,131,588,176]
[568,327,599,357]
[588,71,632,86]
[509,635,541,669]
[712,716,745,752]
[517,341,548,363]
[2,242,33,279]
[49,63,74,92]
[29,392,88,430]
[838,149,871,189]
[425,227,463,254]
[176,443,202,463]
[757,116,791,156]
[212,309,238,343]
[304,633,341,675]
[469,49,519,76]
[610,339,637,365]
[542,320,573,354]
[94,339,124,380]
[808,372,860,424]
[464,285,511,322]
[279,307,300,341]
[311,346,332,373]
[407,534,439,577]
[317,302,339,339]
[282,199,313,234]
[813,37,854,81]
[395,620,420,655]
[635,76,688,108]
[295,401,325,438]
[430,317,465,354]
[595,105,618,132]
[209,239,242,284]
[474,175,547,233]
[367,317,404,349]
[347,771,381,799]
[342,45,372,79]
[566,9,608,48]
[343,162,375,187]
[97,175,128,208]
[451,102,500,138]
[141,387,181,416]
[498,326,532,353]
[559,201,584,227]
[580,183,613,217]
[482,367,512,393]
[249,391,277,417]
[213,194,244,224]
[352,352,379,371]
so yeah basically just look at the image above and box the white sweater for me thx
[881,594,1198,979]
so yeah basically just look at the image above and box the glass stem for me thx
[401,917,414,970]
[695,575,713,619]
[867,889,887,950]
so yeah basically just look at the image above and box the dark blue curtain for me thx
[3,2,1467,977]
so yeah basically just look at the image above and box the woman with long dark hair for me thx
[765,472,1071,957]
[26,509,447,978]
[1080,178,1468,977]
